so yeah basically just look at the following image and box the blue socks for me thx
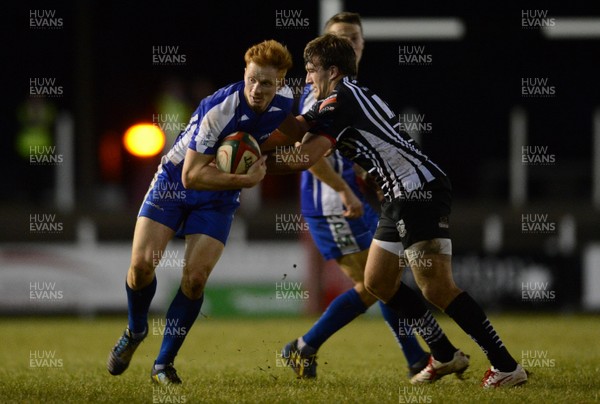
[155,288,204,365]
[302,288,367,350]
[126,277,157,334]
[379,301,427,367]
[301,288,427,368]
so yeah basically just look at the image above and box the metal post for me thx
[54,112,75,212]
[510,107,527,207]
[593,107,600,208]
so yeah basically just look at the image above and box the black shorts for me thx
[373,177,452,248]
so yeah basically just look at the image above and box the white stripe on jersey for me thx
[342,78,444,197]
[301,88,316,114]
[165,91,239,165]
[166,116,197,166]
[195,91,239,153]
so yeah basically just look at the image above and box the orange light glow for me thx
[123,123,165,157]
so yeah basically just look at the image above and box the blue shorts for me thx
[304,204,379,260]
[138,162,240,245]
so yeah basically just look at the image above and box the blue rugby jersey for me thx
[169,80,293,164]
[146,80,293,207]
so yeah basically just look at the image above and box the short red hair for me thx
[244,39,293,76]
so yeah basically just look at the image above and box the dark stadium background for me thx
[2,0,600,314]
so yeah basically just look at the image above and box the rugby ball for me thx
[216,132,261,174]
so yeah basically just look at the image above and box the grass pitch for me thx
[0,314,598,403]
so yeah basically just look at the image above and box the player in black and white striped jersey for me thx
[268,34,527,388]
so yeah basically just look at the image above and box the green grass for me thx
[0,314,599,403]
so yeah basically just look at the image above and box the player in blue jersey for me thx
[107,39,301,385]
[269,34,527,388]
[280,12,430,380]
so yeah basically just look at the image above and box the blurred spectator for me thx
[16,98,56,205]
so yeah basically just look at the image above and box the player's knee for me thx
[354,283,377,306]
[420,283,458,310]
[364,276,388,302]
[182,270,209,299]
[129,260,155,289]
[419,283,439,306]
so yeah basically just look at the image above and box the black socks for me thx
[445,292,518,372]
[386,283,457,362]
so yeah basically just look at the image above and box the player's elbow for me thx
[181,168,199,190]
[299,135,335,170]
[304,148,329,169]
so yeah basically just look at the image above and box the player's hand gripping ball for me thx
[216,132,261,174]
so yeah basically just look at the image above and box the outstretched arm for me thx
[265,133,333,174]
[277,113,311,142]
[309,157,364,219]
[261,114,311,153]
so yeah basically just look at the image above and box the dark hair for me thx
[324,11,363,34]
[303,34,357,76]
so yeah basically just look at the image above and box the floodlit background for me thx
[2,0,600,317]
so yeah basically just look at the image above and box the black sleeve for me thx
[306,91,349,144]
[301,100,322,123]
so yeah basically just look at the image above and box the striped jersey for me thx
[165,80,293,166]
[305,77,446,201]
[299,84,365,216]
